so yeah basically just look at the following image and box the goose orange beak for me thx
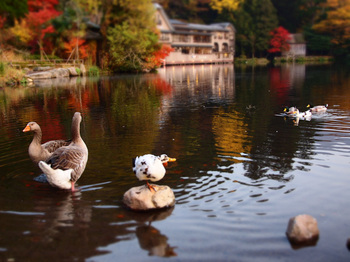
[23,125,31,132]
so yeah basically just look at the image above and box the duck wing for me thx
[42,139,72,153]
[46,145,87,182]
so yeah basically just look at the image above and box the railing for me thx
[7,59,84,69]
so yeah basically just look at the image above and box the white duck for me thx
[283,106,298,116]
[290,109,312,119]
[307,104,328,113]
[132,154,176,192]
[23,122,71,164]
[38,112,88,191]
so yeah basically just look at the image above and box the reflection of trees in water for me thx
[243,115,315,181]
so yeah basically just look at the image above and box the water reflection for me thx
[1,64,350,261]
[136,225,177,257]
[131,208,176,257]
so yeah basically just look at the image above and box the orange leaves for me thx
[10,0,61,51]
[63,38,88,59]
[313,0,350,48]
[145,44,174,69]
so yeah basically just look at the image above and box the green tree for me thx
[159,0,214,24]
[0,0,28,26]
[304,26,331,55]
[271,0,326,33]
[102,0,161,72]
[234,0,278,57]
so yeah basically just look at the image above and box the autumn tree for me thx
[313,0,350,55]
[8,0,61,58]
[158,0,215,24]
[268,26,291,54]
[271,0,326,32]
[0,0,28,26]
[103,0,164,72]
[215,0,278,57]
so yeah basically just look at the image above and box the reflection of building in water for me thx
[158,65,235,104]
[282,64,305,90]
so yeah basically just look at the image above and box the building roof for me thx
[155,4,235,34]
[288,33,306,44]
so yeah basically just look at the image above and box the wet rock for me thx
[79,64,86,75]
[123,185,175,211]
[26,66,83,79]
[51,68,70,78]
[67,67,79,76]
[26,71,54,79]
[286,214,319,246]
[33,66,53,71]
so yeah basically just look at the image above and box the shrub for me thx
[0,62,5,76]
[88,66,99,76]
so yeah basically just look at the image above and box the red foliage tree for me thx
[146,44,174,69]
[0,17,6,29]
[26,0,61,55]
[63,38,88,59]
[268,26,291,53]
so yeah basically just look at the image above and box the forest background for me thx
[0,0,349,73]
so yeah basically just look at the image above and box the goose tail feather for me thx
[38,161,72,190]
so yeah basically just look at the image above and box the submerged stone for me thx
[286,214,319,247]
[123,185,175,211]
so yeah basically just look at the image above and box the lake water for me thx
[0,63,350,261]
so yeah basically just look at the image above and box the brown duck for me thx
[38,112,88,191]
[23,122,71,164]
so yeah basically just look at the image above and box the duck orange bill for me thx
[23,125,31,132]
[168,157,176,162]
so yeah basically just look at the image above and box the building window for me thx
[173,34,191,43]
[181,47,190,54]
[160,33,170,41]
[213,43,219,52]
[222,43,229,52]
[156,14,162,25]
[193,35,211,43]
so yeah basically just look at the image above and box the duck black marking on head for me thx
[141,161,146,165]
[132,158,136,168]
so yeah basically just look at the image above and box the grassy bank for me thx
[0,62,27,87]
[273,56,334,64]
[234,56,334,66]
[234,57,270,65]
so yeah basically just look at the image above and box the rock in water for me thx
[286,214,319,246]
[123,185,175,211]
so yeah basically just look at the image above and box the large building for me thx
[155,3,236,66]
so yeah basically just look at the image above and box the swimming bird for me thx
[307,104,328,113]
[290,109,312,119]
[38,112,88,191]
[283,106,298,116]
[23,122,71,164]
[132,154,176,192]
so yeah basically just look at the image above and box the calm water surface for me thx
[0,64,350,261]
